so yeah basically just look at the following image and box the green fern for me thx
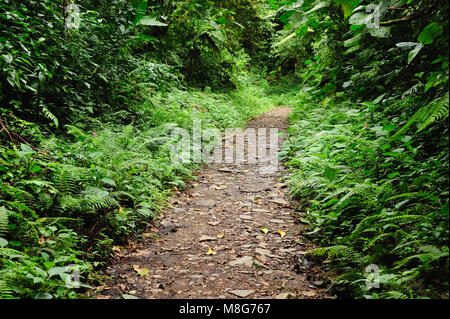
[42,104,59,128]
[0,277,14,299]
[416,93,449,133]
[58,188,119,214]
[0,206,8,237]
[308,245,357,259]
[392,92,449,138]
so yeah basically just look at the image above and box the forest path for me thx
[94,107,331,299]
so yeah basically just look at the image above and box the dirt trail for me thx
[95,107,331,299]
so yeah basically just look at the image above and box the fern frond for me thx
[416,92,449,133]
[392,92,449,138]
[17,180,58,194]
[0,278,14,299]
[42,105,59,128]
[363,233,394,251]
[379,214,431,224]
[350,213,386,239]
[0,206,8,236]
[308,245,355,258]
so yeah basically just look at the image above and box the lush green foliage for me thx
[0,0,277,298]
[275,0,449,298]
[1,0,448,299]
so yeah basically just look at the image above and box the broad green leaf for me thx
[407,43,423,64]
[324,166,338,181]
[306,1,330,14]
[0,237,8,248]
[372,93,386,104]
[418,22,443,45]
[349,12,370,25]
[138,16,168,26]
[48,266,67,277]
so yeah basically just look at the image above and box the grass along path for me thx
[92,107,331,299]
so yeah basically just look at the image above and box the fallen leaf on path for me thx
[217,231,226,239]
[208,221,220,226]
[199,235,217,242]
[277,230,286,237]
[133,265,150,277]
[207,248,216,255]
[229,289,255,298]
[261,227,268,234]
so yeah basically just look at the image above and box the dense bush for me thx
[274,0,449,298]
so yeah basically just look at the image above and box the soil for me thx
[93,107,333,299]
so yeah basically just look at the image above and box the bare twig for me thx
[0,116,14,143]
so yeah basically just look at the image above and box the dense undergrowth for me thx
[1,0,448,299]
[276,0,449,299]
[281,91,448,299]
[0,81,279,298]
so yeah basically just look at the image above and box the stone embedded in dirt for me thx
[217,168,235,173]
[191,192,203,197]
[196,199,216,207]
[269,219,285,224]
[229,289,255,298]
[252,208,270,213]
[229,256,253,267]
[199,235,217,243]
[313,280,325,287]
[270,198,290,206]
[280,248,297,254]
[159,218,177,233]
[238,214,253,220]
[276,292,295,299]
[294,257,312,273]
[255,248,271,256]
